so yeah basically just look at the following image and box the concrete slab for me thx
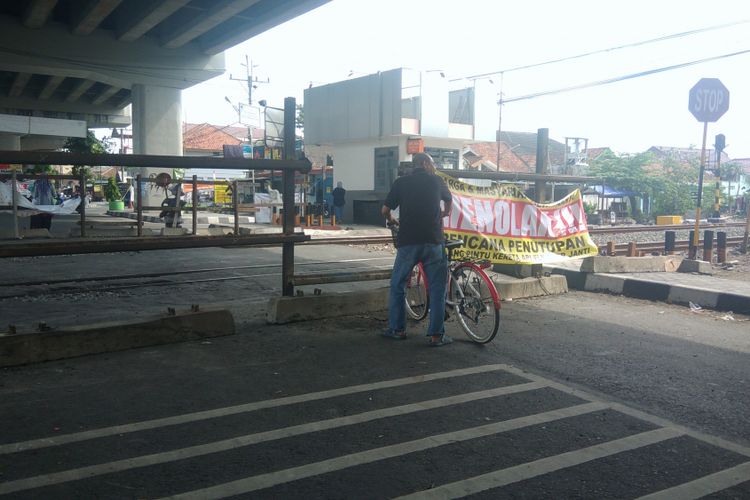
[678,259,713,275]
[20,228,52,239]
[491,274,567,299]
[197,227,230,236]
[267,287,389,324]
[161,227,188,236]
[70,227,138,237]
[579,255,682,273]
[0,308,234,367]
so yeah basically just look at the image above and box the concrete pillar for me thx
[0,134,21,151]
[0,134,22,238]
[131,84,183,207]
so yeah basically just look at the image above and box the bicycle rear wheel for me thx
[405,263,429,321]
[450,263,500,343]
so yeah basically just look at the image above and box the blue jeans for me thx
[334,205,343,223]
[388,243,448,336]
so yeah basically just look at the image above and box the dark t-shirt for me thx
[332,187,346,206]
[384,169,452,246]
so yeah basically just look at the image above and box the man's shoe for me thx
[428,334,453,347]
[381,330,407,340]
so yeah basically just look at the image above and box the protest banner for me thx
[441,173,599,264]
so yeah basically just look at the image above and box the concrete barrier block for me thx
[677,259,713,275]
[0,308,234,367]
[491,275,567,299]
[584,274,625,294]
[580,256,682,273]
[267,287,389,324]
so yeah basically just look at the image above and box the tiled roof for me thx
[183,123,263,153]
[495,131,566,164]
[647,146,730,168]
[585,147,611,161]
[463,141,532,173]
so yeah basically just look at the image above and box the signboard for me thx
[440,173,599,264]
[688,78,729,122]
[214,183,232,204]
[406,138,424,154]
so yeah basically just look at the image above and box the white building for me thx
[304,68,499,224]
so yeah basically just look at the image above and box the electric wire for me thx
[460,19,750,80]
[503,47,750,103]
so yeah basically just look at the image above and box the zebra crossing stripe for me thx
[160,402,608,500]
[397,427,684,499]
[637,461,750,500]
[0,381,546,495]
[0,364,510,455]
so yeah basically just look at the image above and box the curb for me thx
[0,308,235,367]
[548,268,750,314]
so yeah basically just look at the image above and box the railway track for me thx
[0,257,395,300]
[588,222,745,234]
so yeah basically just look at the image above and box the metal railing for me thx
[0,97,307,296]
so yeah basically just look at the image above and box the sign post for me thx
[687,78,729,259]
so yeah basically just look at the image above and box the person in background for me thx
[30,174,56,230]
[381,152,453,347]
[332,181,346,224]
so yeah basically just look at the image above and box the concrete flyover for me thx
[0,0,329,195]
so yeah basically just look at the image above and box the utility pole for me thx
[229,55,269,198]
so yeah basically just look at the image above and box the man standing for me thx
[381,153,453,346]
[332,181,346,224]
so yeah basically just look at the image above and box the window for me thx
[424,147,459,170]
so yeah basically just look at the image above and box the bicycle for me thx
[390,224,502,344]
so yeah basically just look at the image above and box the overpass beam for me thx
[23,0,58,28]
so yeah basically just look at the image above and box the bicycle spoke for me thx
[451,264,500,343]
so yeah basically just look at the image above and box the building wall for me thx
[331,136,403,192]
[304,69,402,144]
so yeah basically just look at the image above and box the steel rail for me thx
[612,236,744,254]
[591,222,745,234]
[0,233,309,258]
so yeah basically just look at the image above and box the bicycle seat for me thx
[445,239,464,250]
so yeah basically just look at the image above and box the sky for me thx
[182,0,750,158]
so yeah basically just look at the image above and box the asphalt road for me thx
[1,245,749,498]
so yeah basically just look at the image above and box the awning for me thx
[584,185,640,198]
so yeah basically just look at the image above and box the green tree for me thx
[63,130,114,178]
[586,151,653,219]
[720,161,743,211]
[587,150,704,219]
[648,155,699,216]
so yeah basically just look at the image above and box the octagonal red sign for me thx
[688,78,729,122]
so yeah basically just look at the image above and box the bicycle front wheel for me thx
[450,263,500,343]
[405,263,429,321]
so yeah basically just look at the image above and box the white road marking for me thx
[0,364,510,455]
[396,427,684,499]
[160,402,608,500]
[0,380,547,495]
[500,365,750,459]
[637,461,750,500]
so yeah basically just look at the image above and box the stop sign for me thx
[688,78,729,122]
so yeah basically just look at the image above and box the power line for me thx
[460,19,750,81]
[503,47,750,103]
